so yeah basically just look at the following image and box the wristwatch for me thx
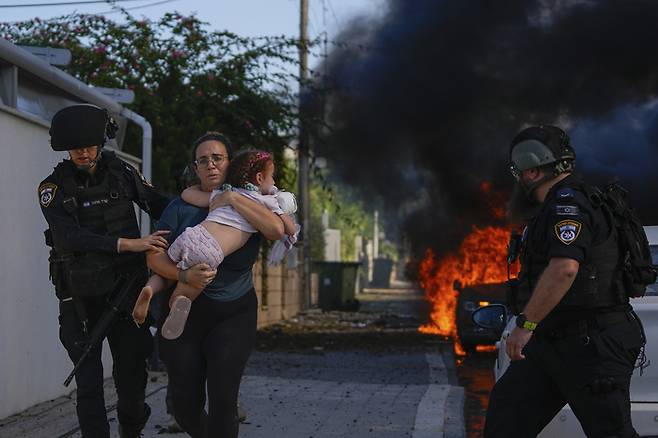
[516,313,538,331]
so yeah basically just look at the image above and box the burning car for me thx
[473,227,658,437]
[455,281,507,352]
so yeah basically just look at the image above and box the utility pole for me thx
[298,0,311,309]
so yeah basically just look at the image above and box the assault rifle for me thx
[63,274,141,387]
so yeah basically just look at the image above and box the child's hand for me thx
[209,190,234,211]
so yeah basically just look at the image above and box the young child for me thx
[132,150,297,339]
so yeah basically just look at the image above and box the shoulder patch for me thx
[556,205,580,216]
[556,188,576,200]
[555,219,581,245]
[38,183,58,208]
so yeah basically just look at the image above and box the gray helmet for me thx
[509,125,575,178]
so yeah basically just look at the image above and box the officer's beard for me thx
[507,183,541,223]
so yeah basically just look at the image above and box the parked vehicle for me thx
[456,282,507,351]
[474,227,658,437]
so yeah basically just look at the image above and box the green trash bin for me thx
[372,257,393,288]
[312,261,361,311]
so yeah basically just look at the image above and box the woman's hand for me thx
[119,230,170,253]
[180,263,217,289]
[209,190,235,211]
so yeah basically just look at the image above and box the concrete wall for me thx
[254,257,301,328]
[253,253,318,328]
[0,105,116,419]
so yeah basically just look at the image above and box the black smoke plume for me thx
[309,0,658,259]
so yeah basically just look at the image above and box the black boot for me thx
[118,403,151,438]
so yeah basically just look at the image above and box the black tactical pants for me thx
[159,289,257,438]
[484,313,643,438]
[59,295,153,438]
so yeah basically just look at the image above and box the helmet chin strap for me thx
[71,148,102,171]
[519,173,554,200]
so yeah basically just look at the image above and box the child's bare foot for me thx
[161,296,192,340]
[132,286,153,325]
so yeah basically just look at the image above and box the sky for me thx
[0,0,388,68]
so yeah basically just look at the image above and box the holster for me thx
[49,251,73,300]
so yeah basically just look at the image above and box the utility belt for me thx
[50,250,145,299]
[535,309,637,339]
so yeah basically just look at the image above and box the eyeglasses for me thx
[194,154,227,167]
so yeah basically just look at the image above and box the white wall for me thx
[323,228,341,262]
[0,105,112,419]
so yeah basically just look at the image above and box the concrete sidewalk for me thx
[0,288,465,438]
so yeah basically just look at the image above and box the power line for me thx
[96,0,177,15]
[325,0,339,28]
[0,0,148,8]
[2,0,178,23]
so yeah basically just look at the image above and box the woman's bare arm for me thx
[280,214,297,236]
[210,191,284,240]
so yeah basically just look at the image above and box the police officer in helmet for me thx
[38,104,171,437]
[484,125,645,438]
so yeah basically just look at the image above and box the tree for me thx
[310,174,372,262]
[1,12,300,192]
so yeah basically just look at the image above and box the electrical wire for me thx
[0,0,147,8]
[96,0,177,15]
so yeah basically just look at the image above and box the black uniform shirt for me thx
[528,174,608,264]
[38,154,170,254]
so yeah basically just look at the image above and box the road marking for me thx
[412,353,451,438]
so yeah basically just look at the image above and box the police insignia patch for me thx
[555,219,581,245]
[38,183,57,208]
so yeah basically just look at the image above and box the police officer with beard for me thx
[38,104,171,438]
[484,125,645,438]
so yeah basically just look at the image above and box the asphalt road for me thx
[0,287,484,438]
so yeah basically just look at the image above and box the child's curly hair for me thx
[226,149,274,188]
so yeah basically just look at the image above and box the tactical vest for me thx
[516,185,625,311]
[49,151,146,298]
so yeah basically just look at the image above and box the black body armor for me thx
[515,184,625,312]
[48,152,147,299]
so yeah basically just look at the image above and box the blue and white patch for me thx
[555,219,581,245]
[38,183,57,208]
[556,188,575,200]
[556,205,580,216]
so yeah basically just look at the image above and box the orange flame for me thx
[418,226,519,355]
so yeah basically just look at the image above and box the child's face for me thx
[257,161,275,194]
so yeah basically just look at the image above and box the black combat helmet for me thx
[49,104,118,151]
[509,125,576,178]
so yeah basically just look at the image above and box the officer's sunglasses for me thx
[193,154,227,167]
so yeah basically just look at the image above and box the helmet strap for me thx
[519,172,554,200]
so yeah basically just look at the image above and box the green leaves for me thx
[1,12,300,192]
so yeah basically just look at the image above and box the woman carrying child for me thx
[144,132,290,438]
